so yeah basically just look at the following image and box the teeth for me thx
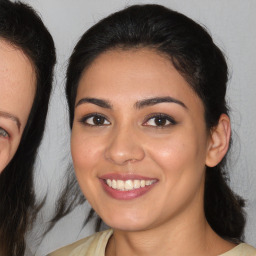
[107,179,112,187]
[145,180,151,185]
[105,179,155,191]
[124,180,133,190]
[134,180,140,189]
[112,179,117,189]
[117,180,124,191]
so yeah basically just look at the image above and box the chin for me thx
[102,212,153,232]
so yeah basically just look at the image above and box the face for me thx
[71,48,212,231]
[0,39,36,173]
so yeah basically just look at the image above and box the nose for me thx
[104,126,145,165]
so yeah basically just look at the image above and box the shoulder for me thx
[47,229,113,256]
[219,243,256,256]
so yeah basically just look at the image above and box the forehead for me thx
[0,39,36,127]
[77,48,202,109]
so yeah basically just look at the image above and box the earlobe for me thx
[205,114,231,167]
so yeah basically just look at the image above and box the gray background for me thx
[20,0,256,255]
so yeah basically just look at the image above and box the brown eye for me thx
[81,114,111,126]
[154,117,168,126]
[92,116,106,125]
[143,114,176,127]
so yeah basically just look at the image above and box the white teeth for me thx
[134,180,140,189]
[124,180,133,190]
[145,180,151,185]
[117,180,124,190]
[105,179,155,191]
[107,179,112,187]
[112,179,117,189]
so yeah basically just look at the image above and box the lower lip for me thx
[100,179,157,200]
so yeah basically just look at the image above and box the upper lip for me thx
[99,173,158,181]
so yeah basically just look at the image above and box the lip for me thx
[100,173,156,181]
[99,173,158,200]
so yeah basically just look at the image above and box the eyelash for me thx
[0,127,10,138]
[143,113,177,128]
[79,113,177,128]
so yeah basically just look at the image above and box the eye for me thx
[143,114,177,127]
[0,127,9,138]
[80,114,111,126]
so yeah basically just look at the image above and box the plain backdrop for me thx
[19,0,256,255]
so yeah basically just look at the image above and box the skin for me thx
[71,48,233,255]
[0,39,36,173]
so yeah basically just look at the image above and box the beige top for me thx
[48,230,256,256]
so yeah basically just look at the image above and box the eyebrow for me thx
[75,96,187,110]
[135,96,187,109]
[76,98,112,109]
[0,111,21,130]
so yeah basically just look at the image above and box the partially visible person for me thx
[0,0,56,255]
[49,4,256,256]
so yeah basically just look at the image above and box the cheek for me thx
[0,142,10,173]
[146,133,207,210]
[71,130,103,177]
[146,130,207,181]
[147,134,193,167]
[0,137,21,173]
[71,129,107,209]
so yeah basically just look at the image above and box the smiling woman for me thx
[0,1,56,255]
[49,4,256,256]
[71,49,214,233]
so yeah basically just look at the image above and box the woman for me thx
[0,0,56,255]
[50,4,256,255]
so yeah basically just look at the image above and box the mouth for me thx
[104,179,157,191]
[99,174,158,200]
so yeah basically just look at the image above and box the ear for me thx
[205,114,231,167]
